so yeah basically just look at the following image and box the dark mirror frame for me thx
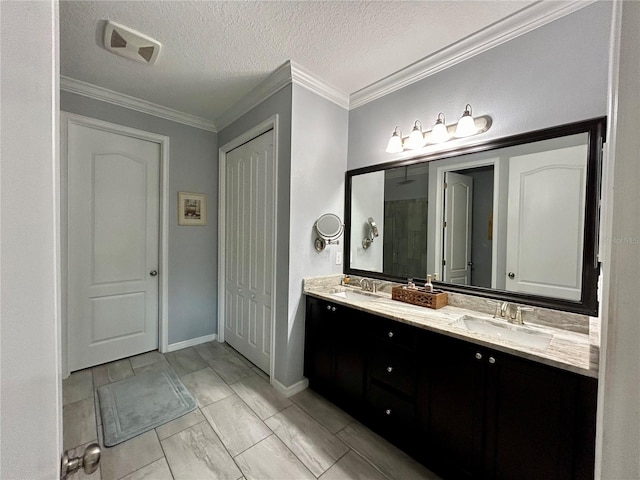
[344,117,606,316]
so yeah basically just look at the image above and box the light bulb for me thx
[429,113,450,144]
[405,121,426,150]
[455,104,478,137]
[385,127,404,153]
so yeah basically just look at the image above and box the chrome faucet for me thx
[359,278,376,292]
[500,302,511,318]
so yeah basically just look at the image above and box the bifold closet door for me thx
[224,129,275,374]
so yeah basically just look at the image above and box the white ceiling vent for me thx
[103,20,161,65]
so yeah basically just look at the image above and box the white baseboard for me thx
[166,333,217,353]
[271,377,309,398]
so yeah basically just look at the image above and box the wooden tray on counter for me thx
[391,285,448,309]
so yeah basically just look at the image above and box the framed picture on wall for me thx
[178,192,206,226]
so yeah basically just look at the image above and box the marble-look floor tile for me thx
[318,450,387,480]
[291,388,353,434]
[156,409,205,441]
[94,391,102,426]
[165,347,208,376]
[63,396,97,449]
[337,422,440,480]
[92,359,134,388]
[120,458,173,480]
[230,375,291,420]
[180,367,234,407]
[99,430,164,480]
[194,341,232,362]
[201,395,272,456]
[63,369,94,406]
[265,405,349,477]
[208,354,256,385]
[251,366,269,381]
[234,435,315,480]
[162,421,242,480]
[129,351,165,370]
[133,358,172,376]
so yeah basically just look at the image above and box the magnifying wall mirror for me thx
[314,213,344,252]
[344,117,605,315]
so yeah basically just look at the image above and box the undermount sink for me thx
[330,289,379,302]
[451,315,553,350]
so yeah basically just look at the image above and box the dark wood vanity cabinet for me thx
[304,296,597,479]
[422,333,597,480]
[303,296,365,412]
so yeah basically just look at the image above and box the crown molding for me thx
[60,76,217,132]
[215,61,292,131]
[350,0,597,109]
[216,60,349,131]
[290,61,350,109]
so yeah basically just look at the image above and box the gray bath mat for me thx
[98,367,196,446]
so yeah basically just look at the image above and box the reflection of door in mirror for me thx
[442,167,495,287]
[443,172,473,285]
[506,144,587,300]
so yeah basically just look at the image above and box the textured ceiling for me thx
[60,1,536,124]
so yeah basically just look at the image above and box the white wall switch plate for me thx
[336,252,342,265]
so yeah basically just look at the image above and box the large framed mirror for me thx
[344,117,605,315]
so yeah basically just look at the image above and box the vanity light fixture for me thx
[384,104,491,153]
[455,104,478,137]
[430,113,450,144]
[385,126,404,154]
[405,120,426,150]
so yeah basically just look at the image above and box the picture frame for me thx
[178,192,206,226]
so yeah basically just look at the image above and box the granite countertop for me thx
[304,276,599,379]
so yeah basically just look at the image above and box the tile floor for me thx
[63,341,440,480]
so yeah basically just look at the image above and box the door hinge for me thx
[442,259,446,266]
[444,182,448,189]
[443,221,447,228]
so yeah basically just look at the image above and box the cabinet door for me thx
[485,353,577,480]
[304,297,335,394]
[426,335,486,480]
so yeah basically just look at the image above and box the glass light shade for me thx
[455,105,478,137]
[429,114,450,143]
[385,128,404,153]
[405,121,426,149]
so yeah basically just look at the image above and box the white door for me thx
[443,172,473,284]
[224,130,275,374]
[505,144,587,300]
[67,121,160,371]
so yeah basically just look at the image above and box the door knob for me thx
[61,443,101,479]
[149,270,158,276]
[508,272,515,279]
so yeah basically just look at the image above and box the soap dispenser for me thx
[425,274,433,293]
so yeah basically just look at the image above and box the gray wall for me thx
[61,91,218,344]
[287,83,349,386]
[218,85,293,386]
[218,83,348,388]
[347,1,611,170]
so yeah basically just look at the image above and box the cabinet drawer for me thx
[368,381,416,426]
[370,318,416,350]
[369,344,416,396]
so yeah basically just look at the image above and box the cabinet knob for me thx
[326,305,332,310]
[508,272,516,279]
[475,352,483,360]
[388,331,394,338]
[489,356,496,364]
[386,366,393,373]
[385,409,392,416]
[331,306,337,312]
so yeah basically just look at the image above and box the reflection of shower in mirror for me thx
[362,217,379,249]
